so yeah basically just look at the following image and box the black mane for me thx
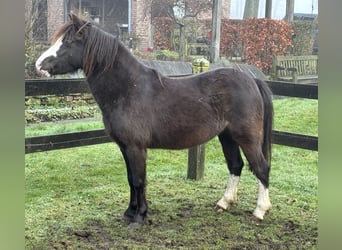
[83,25,119,76]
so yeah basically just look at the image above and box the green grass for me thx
[25,97,318,249]
[273,98,318,136]
[25,118,104,137]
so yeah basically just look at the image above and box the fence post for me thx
[187,58,210,180]
[187,144,205,180]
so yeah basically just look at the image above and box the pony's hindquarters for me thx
[216,77,273,220]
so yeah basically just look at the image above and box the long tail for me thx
[254,78,273,167]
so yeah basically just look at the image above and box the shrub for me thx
[25,40,49,79]
[291,20,318,56]
[25,106,99,124]
[219,18,294,74]
[152,17,173,50]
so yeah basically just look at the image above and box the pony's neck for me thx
[84,34,146,81]
[85,40,149,111]
[115,42,147,78]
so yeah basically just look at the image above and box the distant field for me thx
[25,97,318,249]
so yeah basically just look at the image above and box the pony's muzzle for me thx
[35,59,52,77]
[36,68,51,77]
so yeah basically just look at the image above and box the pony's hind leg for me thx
[216,132,244,211]
[254,180,271,220]
[241,144,272,220]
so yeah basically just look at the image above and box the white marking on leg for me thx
[253,181,272,220]
[35,36,64,77]
[216,174,240,210]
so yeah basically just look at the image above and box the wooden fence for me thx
[25,77,318,178]
[25,78,318,154]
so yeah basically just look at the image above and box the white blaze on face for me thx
[35,36,64,77]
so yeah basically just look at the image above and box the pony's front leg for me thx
[123,170,138,221]
[120,148,137,221]
[121,146,148,225]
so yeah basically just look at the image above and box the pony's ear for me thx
[68,12,77,21]
[68,12,86,29]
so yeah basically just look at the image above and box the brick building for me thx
[27,0,230,49]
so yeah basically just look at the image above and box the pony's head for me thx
[35,14,90,77]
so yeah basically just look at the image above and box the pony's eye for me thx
[63,39,73,46]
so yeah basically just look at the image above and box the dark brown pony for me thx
[36,14,274,226]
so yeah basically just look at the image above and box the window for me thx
[66,0,128,36]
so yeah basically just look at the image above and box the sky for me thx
[230,0,318,19]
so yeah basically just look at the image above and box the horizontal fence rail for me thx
[25,78,90,96]
[25,78,318,153]
[267,80,317,99]
[25,78,318,98]
[25,129,111,153]
[272,130,317,151]
[25,128,318,154]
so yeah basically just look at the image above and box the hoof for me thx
[253,206,270,220]
[127,222,143,229]
[124,212,148,227]
[214,204,225,213]
[122,214,134,222]
[251,212,264,221]
[123,208,136,219]
[253,202,272,220]
[127,218,151,229]
[215,197,236,212]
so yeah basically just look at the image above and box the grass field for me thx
[25,98,318,249]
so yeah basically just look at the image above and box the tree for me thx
[265,0,272,18]
[243,0,259,19]
[25,0,47,78]
[284,0,295,21]
[210,0,222,63]
[149,0,213,59]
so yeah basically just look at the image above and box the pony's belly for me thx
[149,127,221,150]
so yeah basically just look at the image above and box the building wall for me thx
[29,0,230,49]
[134,0,231,49]
[43,0,150,48]
[132,0,152,49]
[47,0,65,41]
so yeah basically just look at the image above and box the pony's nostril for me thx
[35,58,53,77]
[43,68,51,77]
[37,69,51,77]
[36,63,51,77]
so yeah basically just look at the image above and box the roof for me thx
[293,13,318,20]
